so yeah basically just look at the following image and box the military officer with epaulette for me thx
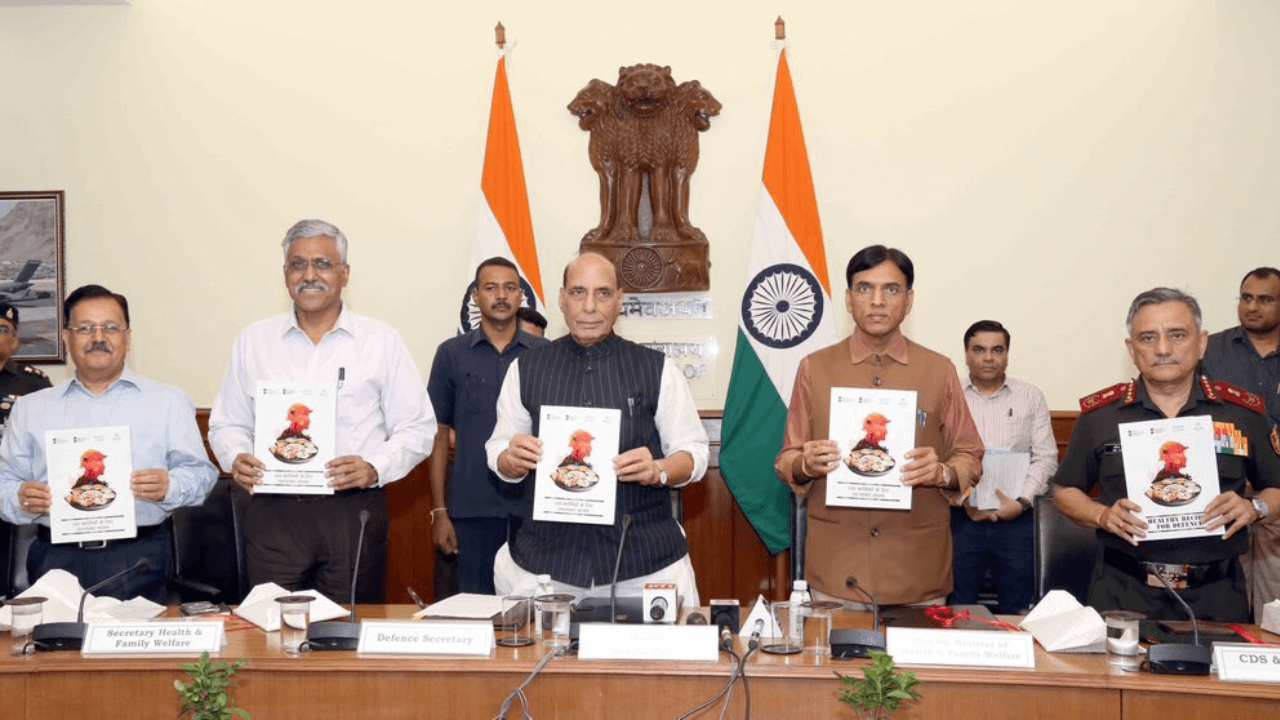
[0,302,51,440]
[1053,287,1280,622]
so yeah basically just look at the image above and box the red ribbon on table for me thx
[925,605,1021,632]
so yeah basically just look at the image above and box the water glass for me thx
[8,596,44,656]
[1102,610,1144,667]
[275,595,313,655]
[497,595,535,647]
[536,593,574,650]
[762,601,802,655]
[801,600,839,657]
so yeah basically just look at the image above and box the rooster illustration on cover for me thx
[1146,440,1201,506]
[845,412,897,476]
[552,429,600,492]
[65,449,118,510]
[270,403,320,463]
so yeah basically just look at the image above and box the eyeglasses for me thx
[1239,294,1278,307]
[286,258,341,273]
[70,324,127,337]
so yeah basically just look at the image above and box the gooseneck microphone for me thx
[308,509,370,651]
[829,576,887,659]
[1146,572,1211,676]
[610,514,633,623]
[34,558,151,652]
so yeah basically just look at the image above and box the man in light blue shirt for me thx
[0,285,217,602]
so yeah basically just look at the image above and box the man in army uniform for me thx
[1053,287,1280,622]
[0,302,51,440]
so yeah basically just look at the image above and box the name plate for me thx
[886,627,1035,668]
[83,621,225,655]
[1213,643,1280,683]
[357,620,494,656]
[577,623,718,662]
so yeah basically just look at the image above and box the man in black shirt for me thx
[1054,287,1280,622]
[0,302,51,441]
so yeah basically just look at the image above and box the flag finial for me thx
[775,17,786,40]
[495,22,506,49]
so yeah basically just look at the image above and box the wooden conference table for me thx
[1,605,1278,719]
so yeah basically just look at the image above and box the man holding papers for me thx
[1053,287,1280,622]
[487,253,708,604]
[775,245,984,606]
[951,320,1057,614]
[0,285,217,602]
[209,219,436,604]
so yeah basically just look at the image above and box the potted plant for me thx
[174,652,252,720]
[835,650,922,719]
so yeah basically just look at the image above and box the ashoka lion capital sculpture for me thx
[569,64,721,292]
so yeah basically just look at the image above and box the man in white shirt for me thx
[209,219,436,603]
[951,320,1058,614]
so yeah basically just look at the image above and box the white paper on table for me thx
[533,406,621,526]
[44,425,136,544]
[826,388,917,510]
[1261,599,1280,635]
[1119,416,1222,542]
[1018,590,1106,653]
[973,448,1031,511]
[0,569,164,628]
[413,593,504,620]
[738,595,781,638]
[232,582,348,631]
[253,381,337,495]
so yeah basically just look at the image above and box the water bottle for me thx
[789,580,810,644]
[536,574,554,631]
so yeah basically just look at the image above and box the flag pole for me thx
[495,22,506,49]
[775,16,785,41]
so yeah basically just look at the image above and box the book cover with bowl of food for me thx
[254,381,336,494]
[534,406,620,525]
[826,387,918,510]
[1119,416,1222,541]
[45,425,137,544]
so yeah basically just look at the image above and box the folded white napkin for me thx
[0,569,165,627]
[1261,599,1280,634]
[1019,589,1106,653]
[233,582,349,631]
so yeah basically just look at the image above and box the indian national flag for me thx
[720,43,837,554]
[461,47,545,332]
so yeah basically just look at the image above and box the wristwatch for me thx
[1016,497,1034,514]
[656,462,669,487]
[1253,497,1269,522]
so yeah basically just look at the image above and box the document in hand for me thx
[45,425,137,544]
[533,405,621,525]
[233,583,348,631]
[826,387,917,510]
[254,381,338,495]
[1119,416,1222,542]
[0,569,164,627]
[1018,590,1106,653]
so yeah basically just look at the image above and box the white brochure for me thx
[1119,416,1222,542]
[826,388,918,510]
[45,425,136,544]
[973,448,1031,511]
[254,381,337,495]
[533,405,621,526]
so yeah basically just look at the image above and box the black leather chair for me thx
[1033,493,1098,603]
[169,477,251,605]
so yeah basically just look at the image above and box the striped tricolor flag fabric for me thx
[460,48,545,332]
[720,43,837,553]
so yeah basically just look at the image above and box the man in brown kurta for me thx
[775,245,984,605]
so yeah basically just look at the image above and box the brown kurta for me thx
[775,331,984,605]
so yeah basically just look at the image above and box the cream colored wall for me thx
[2,0,1277,410]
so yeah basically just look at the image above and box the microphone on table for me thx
[308,509,370,651]
[720,624,734,651]
[829,576,887,660]
[1146,572,1211,676]
[747,617,765,651]
[34,558,150,652]
[610,514,633,624]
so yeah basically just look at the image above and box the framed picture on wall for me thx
[0,191,66,363]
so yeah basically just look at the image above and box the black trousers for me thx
[28,525,172,604]
[1087,551,1249,623]
[245,488,388,604]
